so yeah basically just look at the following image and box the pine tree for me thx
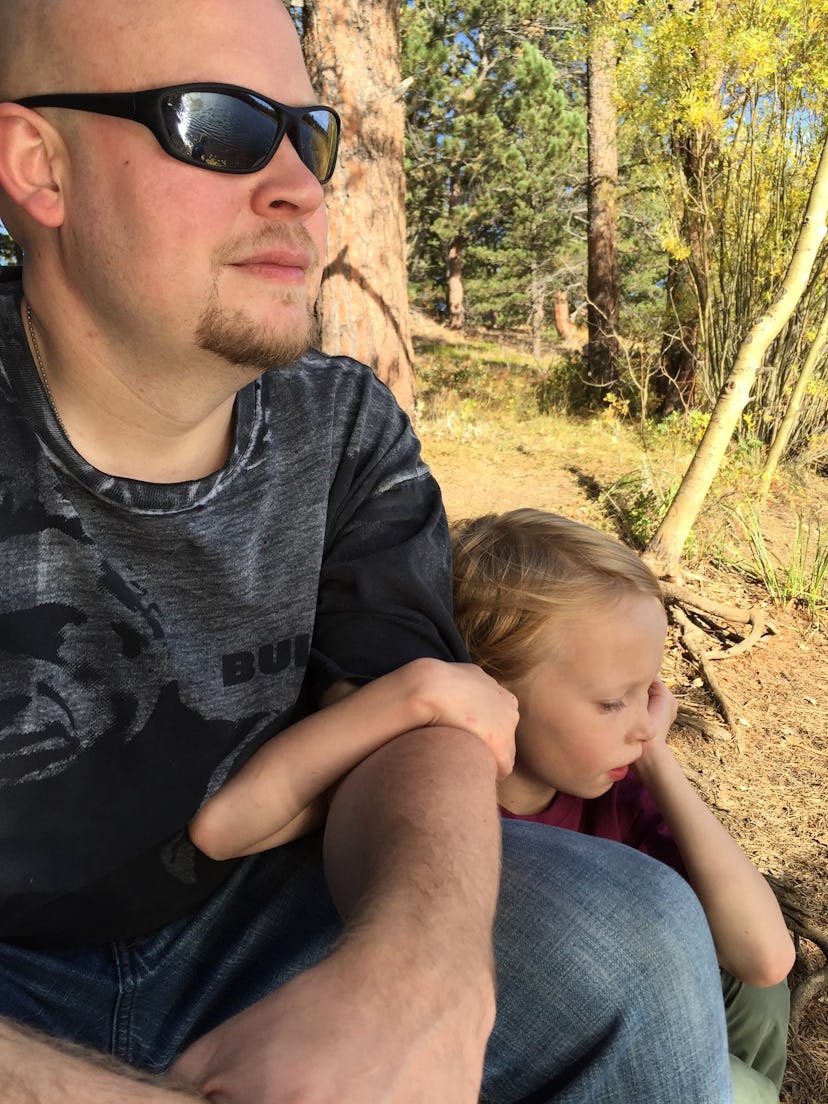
[402,0,582,335]
[465,42,583,351]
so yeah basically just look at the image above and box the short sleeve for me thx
[308,368,467,698]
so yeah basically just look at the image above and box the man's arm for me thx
[0,1018,205,1103]
[188,658,517,861]
[171,729,502,1103]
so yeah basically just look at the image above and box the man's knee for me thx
[495,820,719,1000]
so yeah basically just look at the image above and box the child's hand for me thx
[633,678,679,782]
[647,678,678,735]
[409,659,518,780]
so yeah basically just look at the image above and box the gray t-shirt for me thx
[0,272,464,945]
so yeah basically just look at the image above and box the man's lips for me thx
[231,249,313,279]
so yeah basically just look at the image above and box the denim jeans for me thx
[0,820,732,1102]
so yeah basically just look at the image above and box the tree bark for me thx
[586,9,619,389]
[553,291,572,340]
[530,261,545,359]
[658,117,717,415]
[446,176,466,332]
[646,133,828,575]
[446,238,466,332]
[758,302,828,499]
[302,0,415,412]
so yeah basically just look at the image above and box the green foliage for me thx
[598,467,679,550]
[533,351,596,414]
[415,337,549,419]
[727,505,828,622]
[648,408,710,448]
[615,0,828,445]
[401,0,585,332]
[0,223,19,265]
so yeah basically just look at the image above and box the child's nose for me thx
[629,707,657,744]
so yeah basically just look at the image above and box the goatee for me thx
[195,299,320,372]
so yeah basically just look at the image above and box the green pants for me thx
[723,971,790,1104]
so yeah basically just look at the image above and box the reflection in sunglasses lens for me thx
[161,90,336,180]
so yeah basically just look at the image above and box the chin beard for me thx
[195,300,320,372]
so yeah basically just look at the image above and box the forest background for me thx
[2,0,828,1099]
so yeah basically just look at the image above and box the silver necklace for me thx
[25,300,69,439]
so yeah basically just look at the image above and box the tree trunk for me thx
[530,261,545,359]
[659,258,700,414]
[758,302,828,500]
[646,133,828,575]
[658,124,716,415]
[553,291,572,340]
[586,9,619,389]
[446,237,466,331]
[302,0,415,412]
[446,177,466,332]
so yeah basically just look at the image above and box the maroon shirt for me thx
[500,775,687,879]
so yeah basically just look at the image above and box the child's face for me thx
[498,593,667,815]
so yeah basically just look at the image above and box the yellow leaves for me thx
[660,231,692,261]
[679,91,724,133]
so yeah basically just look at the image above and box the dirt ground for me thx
[416,405,828,1104]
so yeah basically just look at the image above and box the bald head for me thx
[0,0,299,102]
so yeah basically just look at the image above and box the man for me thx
[0,1,733,1101]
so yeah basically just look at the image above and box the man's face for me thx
[50,0,329,375]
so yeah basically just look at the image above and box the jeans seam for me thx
[111,940,136,1063]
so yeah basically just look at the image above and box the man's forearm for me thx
[0,1017,205,1103]
[323,727,502,995]
[171,729,504,1104]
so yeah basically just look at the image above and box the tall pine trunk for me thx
[446,178,466,331]
[530,261,545,359]
[586,8,619,389]
[302,0,415,411]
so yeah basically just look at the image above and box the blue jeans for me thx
[0,821,732,1102]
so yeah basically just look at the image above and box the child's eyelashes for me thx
[599,700,625,713]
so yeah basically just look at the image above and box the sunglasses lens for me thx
[161,90,339,180]
[288,108,340,184]
[161,90,276,172]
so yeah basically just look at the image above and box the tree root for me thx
[670,606,739,735]
[662,581,777,658]
[766,876,828,1032]
[674,707,732,742]
[659,581,777,737]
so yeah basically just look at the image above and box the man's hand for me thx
[171,932,494,1104]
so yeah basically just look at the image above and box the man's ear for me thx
[0,104,65,228]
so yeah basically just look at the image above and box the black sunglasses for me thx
[15,82,341,183]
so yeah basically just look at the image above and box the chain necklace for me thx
[24,300,70,440]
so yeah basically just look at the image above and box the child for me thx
[188,656,518,859]
[450,508,794,1104]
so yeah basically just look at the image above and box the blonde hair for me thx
[451,509,664,684]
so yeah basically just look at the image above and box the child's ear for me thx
[0,104,66,228]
